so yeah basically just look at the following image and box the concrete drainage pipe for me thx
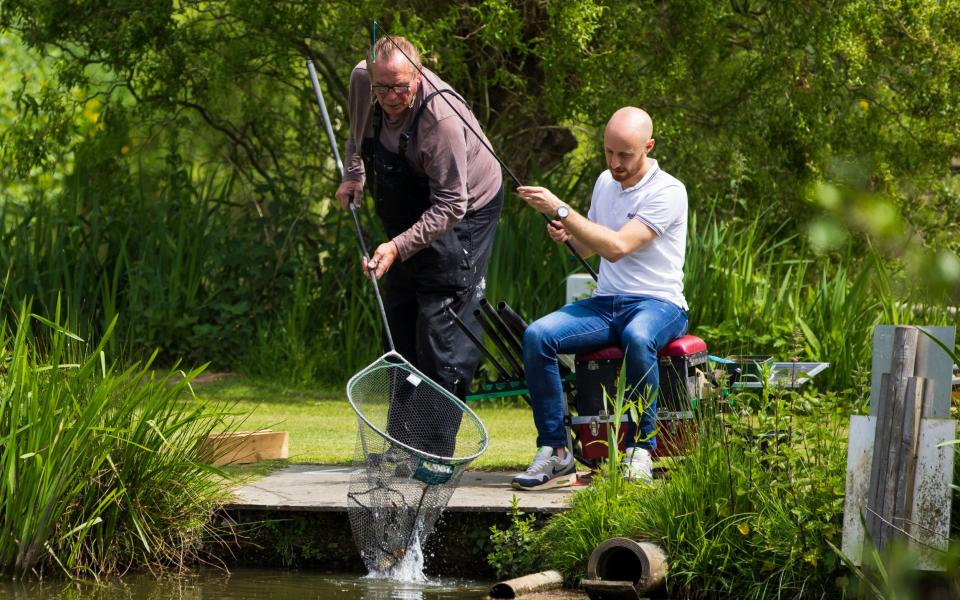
[585,537,667,595]
[489,569,564,598]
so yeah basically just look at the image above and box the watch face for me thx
[557,205,570,219]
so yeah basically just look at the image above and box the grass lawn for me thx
[193,375,538,471]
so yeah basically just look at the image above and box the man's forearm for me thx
[564,212,627,261]
[516,184,651,262]
[562,233,594,259]
[343,136,365,183]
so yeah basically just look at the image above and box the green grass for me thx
[193,376,538,471]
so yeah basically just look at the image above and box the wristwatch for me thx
[555,204,570,220]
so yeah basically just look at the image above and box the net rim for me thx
[346,351,489,465]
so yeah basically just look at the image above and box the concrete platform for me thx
[228,465,583,514]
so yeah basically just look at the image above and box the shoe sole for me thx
[511,473,577,491]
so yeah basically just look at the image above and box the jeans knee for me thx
[622,332,656,357]
[523,319,554,356]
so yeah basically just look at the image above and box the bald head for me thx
[603,107,656,188]
[605,107,653,145]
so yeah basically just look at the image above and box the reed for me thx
[0,164,293,368]
[0,299,233,577]
[683,205,958,390]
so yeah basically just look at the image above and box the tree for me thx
[3,1,957,226]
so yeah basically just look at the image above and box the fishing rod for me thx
[307,59,395,352]
[370,20,599,282]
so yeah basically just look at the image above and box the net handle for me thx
[307,59,396,351]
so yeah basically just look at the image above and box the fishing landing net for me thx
[346,351,488,574]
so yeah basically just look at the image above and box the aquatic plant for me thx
[0,299,233,577]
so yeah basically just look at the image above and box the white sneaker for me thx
[511,446,576,491]
[624,447,653,483]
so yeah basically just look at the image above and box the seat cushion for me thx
[575,346,624,362]
[659,335,707,357]
[575,335,706,362]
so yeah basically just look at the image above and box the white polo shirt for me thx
[587,160,688,310]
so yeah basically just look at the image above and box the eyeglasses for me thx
[371,83,412,96]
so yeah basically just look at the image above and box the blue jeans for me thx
[522,295,688,451]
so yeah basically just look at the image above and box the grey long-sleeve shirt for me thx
[343,61,502,261]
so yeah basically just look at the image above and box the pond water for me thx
[0,568,491,599]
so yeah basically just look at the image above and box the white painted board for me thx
[841,415,955,570]
[565,273,595,304]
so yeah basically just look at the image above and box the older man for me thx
[513,107,688,490]
[335,36,502,456]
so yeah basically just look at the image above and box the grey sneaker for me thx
[623,447,653,483]
[511,446,576,491]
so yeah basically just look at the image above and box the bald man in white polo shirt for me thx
[511,107,688,491]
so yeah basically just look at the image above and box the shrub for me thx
[487,497,543,580]
[535,385,850,599]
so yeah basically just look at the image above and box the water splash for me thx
[365,517,427,583]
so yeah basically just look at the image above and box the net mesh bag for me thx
[345,351,488,573]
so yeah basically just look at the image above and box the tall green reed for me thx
[683,203,958,391]
[0,299,234,577]
[241,197,386,382]
[1,161,294,368]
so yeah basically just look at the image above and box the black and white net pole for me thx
[307,58,394,351]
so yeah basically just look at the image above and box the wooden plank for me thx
[883,327,919,550]
[870,326,955,418]
[893,377,923,536]
[909,418,956,569]
[200,430,289,465]
[867,326,918,552]
[889,326,920,410]
[842,416,955,569]
[865,373,892,546]
[913,327,956,417]
[878,370,907,552]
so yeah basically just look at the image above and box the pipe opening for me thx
[597,546,644,584]
[488,582,516,598]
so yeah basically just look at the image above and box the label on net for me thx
[412,458,455,485]
[406,373,422,386]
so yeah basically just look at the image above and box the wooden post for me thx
[894,377,924,537]
[865,372,891,548]
[842,324,955,572]
[865,325,917,553]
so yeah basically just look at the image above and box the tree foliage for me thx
[0,0,957,369]
[2,1,958,213]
